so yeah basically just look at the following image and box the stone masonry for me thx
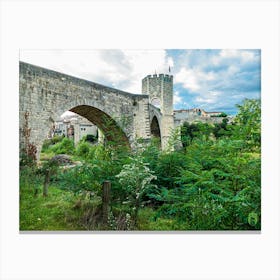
[19,62,155,158]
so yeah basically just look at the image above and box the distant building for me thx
[54,114,98,143]
[174,108,230,127]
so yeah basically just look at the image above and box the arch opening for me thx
[40,105,130,160]
[151,116,161,142]
[69,105,129,147]
[53,111,99,144]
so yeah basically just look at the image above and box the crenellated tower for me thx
[142,73,174,149]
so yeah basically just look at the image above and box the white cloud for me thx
[175,67,216,92]
[173,91,182,105]
[227,65,239,75]
[213,49,258,65]
[194,90,222,105]
[175,68,200,91]
[195,97,216,104]
[220,49,239,58]
[167,57,174,68]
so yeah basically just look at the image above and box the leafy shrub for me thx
[50,137,75,155]
[233,98,261,149]
[41,135,65,152]
[212,118,232,139]
[76,141,91,158]
[176,139,261,230]
[20,165,43,195]
[181,121,213,146]
[57,163,102,194]
[116,154,157,227]
[154,151,187,189]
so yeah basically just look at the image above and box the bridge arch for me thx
[68,105,129,145]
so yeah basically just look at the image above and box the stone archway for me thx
[150,116,161,139]
[69,105,129,146]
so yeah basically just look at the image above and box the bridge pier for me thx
[73,121,80,146]
[97,128,105,145]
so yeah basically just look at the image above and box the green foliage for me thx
[212,112,227,117]
[154,151,187,189]
[181,122,200,146]
[176,138,261,230]
[233,98,261,148]
[21,98,261,231]
[116,153,157,226]
[41,135,65,152]
[84,134,98,143]
[248,212,259,226]
[57,163,102,194]
[181,121,213,146]
[212,118,233,139]
[41,135,74,156]
[20,166,70,230]
[140,137,161,170]
[20,166,43,196]
[116,155,157,201]
[75,141,91,158]
[50,137,75,155]
[87,144,108,161]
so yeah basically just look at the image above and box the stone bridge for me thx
[19,62,174,158]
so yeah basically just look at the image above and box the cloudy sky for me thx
[20,49,261,115]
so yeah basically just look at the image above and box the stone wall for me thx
[19,62,152,158]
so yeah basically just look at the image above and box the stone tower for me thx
[142,74,174,149]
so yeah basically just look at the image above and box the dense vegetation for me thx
[20,99,261,231]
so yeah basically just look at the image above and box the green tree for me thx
[176,138,261,230]
[181,121,213,147]
[233,98,261,149]
[116,154,157,228]
[76,141,91,158]
[213,118,232,139]
[154,151,187,189]
[50,137,75,155]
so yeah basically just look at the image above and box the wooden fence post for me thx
[43,169,51,197]
[102,180,111,228]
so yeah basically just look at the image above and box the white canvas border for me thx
[0,1,279,280]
